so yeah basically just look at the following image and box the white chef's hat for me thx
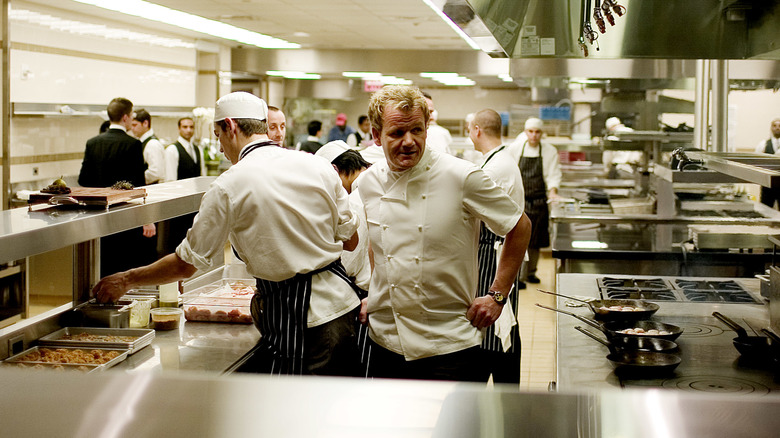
[525,117,544,130]
[605,117,621,130]
[315,140,350,163]
[214,92,268,122]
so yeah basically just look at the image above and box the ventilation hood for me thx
[464,0,780,59]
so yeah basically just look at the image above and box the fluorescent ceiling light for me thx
[571,241,608,249]
[266,70,320,80]
[498,74,514,82]
[422,72,475,87]
[420,72,459,79]
[10,8,194,48]
[421,0,480,50]
[342,72,383,78]
[380,76,413,85]
[72,0,300,49]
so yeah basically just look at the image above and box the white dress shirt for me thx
[505,138,562,191]
[176,143,360,327]
[756,137,780,154]
[165,136,206,181]
[342,189,371,291]
[358,148,523,360]
[139,129,166,184]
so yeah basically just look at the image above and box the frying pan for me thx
[574,326,681,376]
[535,303,683,341]
[537,289,659,321]
[574,325,679,353]
[712,312,772,360]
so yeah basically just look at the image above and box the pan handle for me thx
[761,328,780,345]
[535,303,601,330]
[537,289,590,305]
[574,326,611,349]
[712,312,748,338]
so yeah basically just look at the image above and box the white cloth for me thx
[358,148,523,360]
[756,137,780,154]
[506,138,562,191]
[479,144,525,212]
[164,136,206,181]
[140,129,166,184]
[359,145,385,164]
[342,189,371,291]
[346,129,372,148]
[426,124,453,155]
[176,143,360,327]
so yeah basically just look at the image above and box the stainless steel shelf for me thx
[687,151,780,188]
[653,166,745,184]
[0,177,214,264]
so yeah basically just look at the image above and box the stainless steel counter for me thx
[0,177,215,264]
[1,366,779,437]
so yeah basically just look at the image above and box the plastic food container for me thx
[182,280,255,324]
[126,298,154,328]
[150,307,183,331]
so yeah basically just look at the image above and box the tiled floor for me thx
[517,250,557,391]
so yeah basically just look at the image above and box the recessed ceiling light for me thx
[266,71,320,80]
[72,0,300,49]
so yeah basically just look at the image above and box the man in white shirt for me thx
[603,116,643,173]
[346,115,373,148]
[267,106,287,147]
[358,85,526,382]
[92,92,362,376]
[506,118,562,285]
[131,109,166,185]
[755,118,780,208]
[422,92,453,155]
[469,108,531,384]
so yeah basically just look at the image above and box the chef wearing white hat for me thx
[93,91,363,376]
[506,117,562,286]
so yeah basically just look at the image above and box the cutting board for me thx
[28,187,146,209]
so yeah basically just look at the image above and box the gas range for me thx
[597,276,761,303]
[556,274,779,396]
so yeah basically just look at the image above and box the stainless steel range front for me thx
[555,274,779,396]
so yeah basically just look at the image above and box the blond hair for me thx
[368,85,430,133]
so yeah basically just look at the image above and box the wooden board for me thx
[28,187,146,208]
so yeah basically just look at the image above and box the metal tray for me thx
[2,362,101,373]
[4,346,128,370]
[38,327,155,354]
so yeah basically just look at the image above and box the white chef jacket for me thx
[505,139,562,192]
[139,129,166,184]
[426,124,453,155]
[479,144,525,211]
[165,136,206,181]
[358,147,523,360]
[755,137,780,154]
[359,145,386,164]
[176,143,361,327]
[342,189,371,291]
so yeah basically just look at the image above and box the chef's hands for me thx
[92,272,130,303]
[142,224,156,238]
[467,296,503,328]
[358,298,369,325]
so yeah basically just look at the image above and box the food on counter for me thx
[59,333,138,343]
[16,348,121,364]
[617,328,672,336]
[110,180,135,190]
[182,281,255,324]
[599,305,645,312]
[151,307,182,331]
[40,176,71,194]
[9,362,94,372]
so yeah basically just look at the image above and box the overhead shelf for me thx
[686,151,780,189]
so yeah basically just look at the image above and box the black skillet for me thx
[712,312,772,360]
[535,303,683,342]
[574,325,679,353]
[574,326,681,376]
[537,289,659,321]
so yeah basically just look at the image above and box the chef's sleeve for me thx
[462,168,522,237]
[176,184,231,272]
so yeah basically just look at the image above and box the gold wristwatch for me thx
[486,290,507,305]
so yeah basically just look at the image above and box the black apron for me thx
[518,141,550,248]
[761,139,780,209]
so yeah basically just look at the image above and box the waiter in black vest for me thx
[755,118,780,208]
[92,92,362,376]
[162,117,204,254]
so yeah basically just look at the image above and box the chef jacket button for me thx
[417,225,423,231]
[382,224,388,229]
[421,194,427,199]
[387,255,393,260]
[414,284,420,289]
[414,256,420,263]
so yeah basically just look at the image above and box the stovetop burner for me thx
[675,279,745,291]
[661,376,771,395]
[674,321,724,338]
[602,288,678,301]
[599,277,669,289]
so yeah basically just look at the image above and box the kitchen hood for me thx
[463,0,780,59]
